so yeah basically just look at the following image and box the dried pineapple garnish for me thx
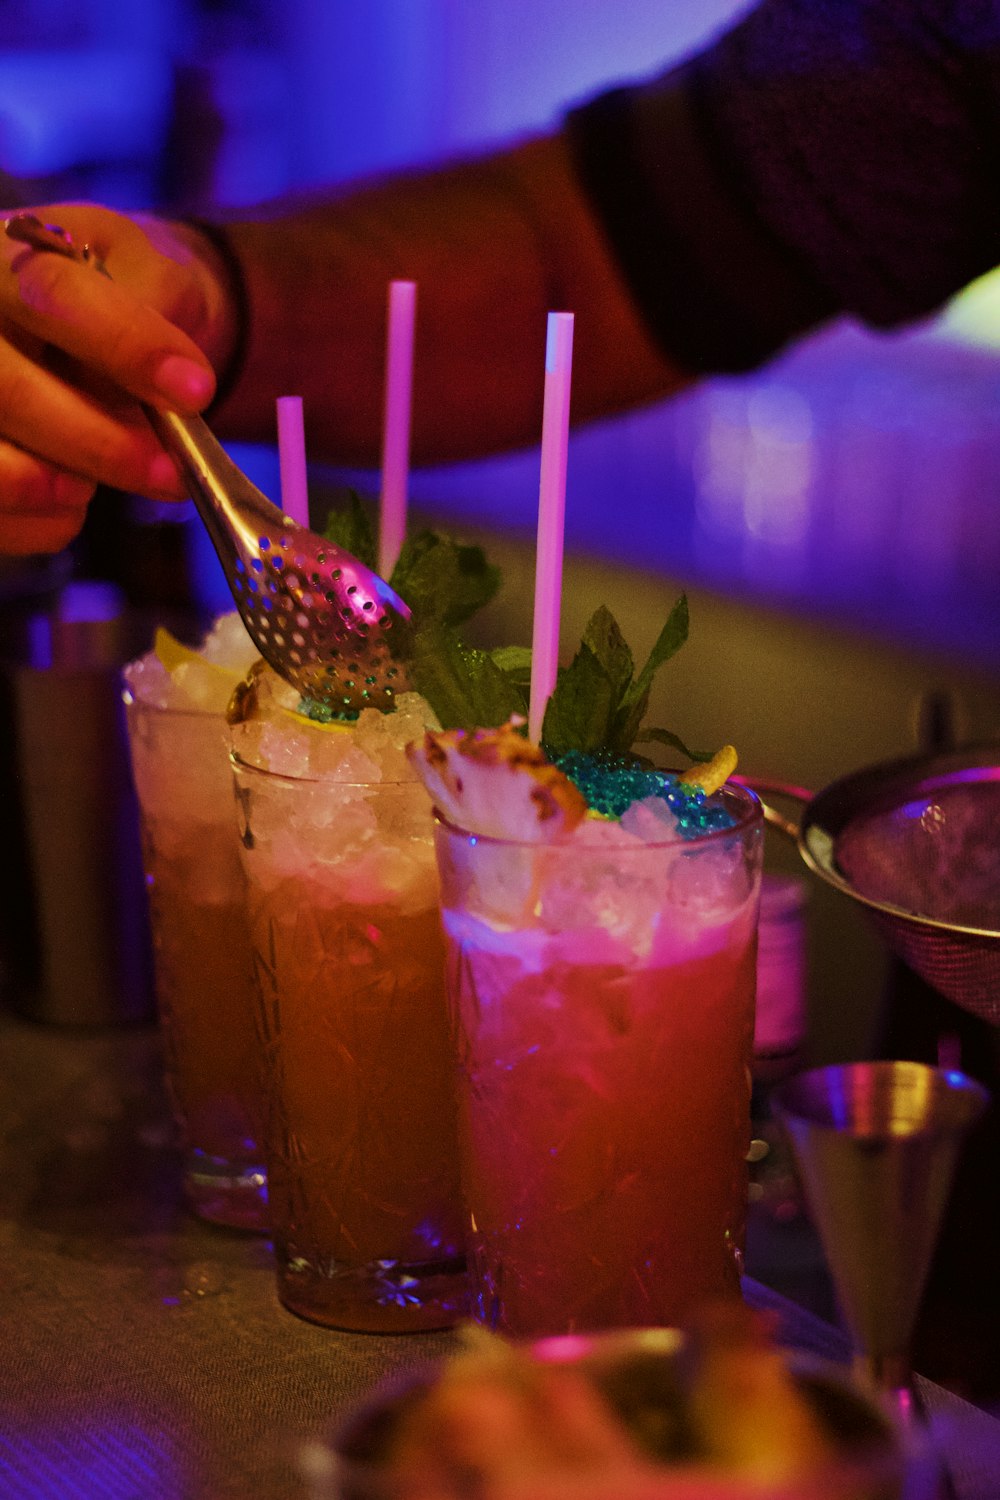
[407,720,587,841]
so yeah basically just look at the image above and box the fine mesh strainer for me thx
[4,213,411,716]
[742,746,1000,1026]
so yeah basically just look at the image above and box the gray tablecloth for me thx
[1,1009,998,1499]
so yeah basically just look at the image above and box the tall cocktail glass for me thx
[123,617,266,1230]
[229,693,466,1331]
[433,782,763,1337]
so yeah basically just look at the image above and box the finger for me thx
[0,311,47,364]
[13,204,233,371]
[0,438,94,512]
[0,513,86,555]
[0,442,94,554]
[4,244,216,414]
[0,337,188,500]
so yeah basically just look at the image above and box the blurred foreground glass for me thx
[230,748,466,1331]
[300,1325,933,1500]
[434,784,764,1338]
[123,686,267,1230]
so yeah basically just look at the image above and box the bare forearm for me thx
[0,127,684,556]
[211,132,688,466]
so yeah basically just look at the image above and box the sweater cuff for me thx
[182,217,252,415]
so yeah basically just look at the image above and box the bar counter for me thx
[0,1009,452,1498]
[3,1007,1000,1499]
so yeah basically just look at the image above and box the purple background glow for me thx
[3,0,1000,668]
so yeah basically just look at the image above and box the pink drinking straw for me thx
[276,395,310,528]
[528,311,575,746]
[378,279,417,579]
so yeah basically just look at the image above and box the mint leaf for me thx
[489,645,532,685]
[608,685,651,756]
[630,594,689,703]
[318,497,507,726]
[321,490,377,571]
[409,618,526,730]
[541,645,617,756]
[609,593,690,753]
[391,529,500,628]
[392,530,505,725]
[583,605,634,698]
[637,728,712,763]
[320,498,500,629]
[540,595,704,763]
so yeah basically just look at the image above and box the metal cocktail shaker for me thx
[0,578,155,1025]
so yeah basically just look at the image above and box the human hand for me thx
[0,202,236,554]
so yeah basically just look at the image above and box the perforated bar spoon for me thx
[5,212,412,715]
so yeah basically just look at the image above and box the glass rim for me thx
[121,681,229,720]
[433,779,763,850]
[228,744,424,793]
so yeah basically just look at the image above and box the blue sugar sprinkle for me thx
[552,750,736,838]
[296,696,360,723]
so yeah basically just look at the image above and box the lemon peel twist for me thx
[679,744,738,795]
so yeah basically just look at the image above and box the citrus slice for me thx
[153,625,240,685]
[679,744,738,795]
[407,720,587,841]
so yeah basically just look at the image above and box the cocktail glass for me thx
[433,783,764,1338]
[123,645,267,1231]
[229,703,467,1331]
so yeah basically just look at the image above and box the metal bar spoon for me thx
[4,212,412,716]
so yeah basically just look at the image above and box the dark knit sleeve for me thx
[566,0,1000,374]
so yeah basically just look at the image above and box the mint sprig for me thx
[541,596,710,763]
[406,592,709,758]
[322,492,500,628]
[322,490,378,572]
[391,530,501,630]
[407,619,527,730]
[322,492,506,728]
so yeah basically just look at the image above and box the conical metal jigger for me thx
[771,1060,988,1424]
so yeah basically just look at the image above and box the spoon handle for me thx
[146,407,292,544]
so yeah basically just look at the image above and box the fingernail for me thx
[147,452,182,494]
[153,354,215,408]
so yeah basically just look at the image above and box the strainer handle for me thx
[731,774,813,843]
